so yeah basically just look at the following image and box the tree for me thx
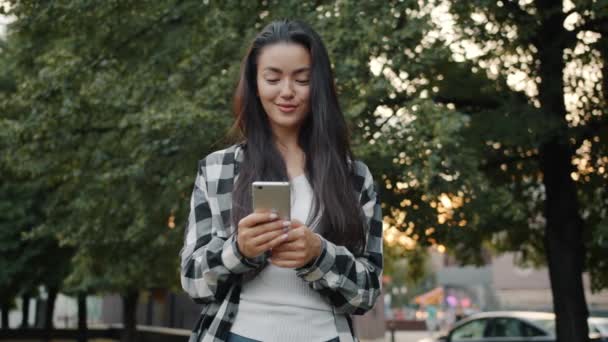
[435,2,606,340]
[0,52,41,330]
[0,21,20,330]
[2,0,253,338]
[0,177,42,329]
[1,22,73,332]
[351,1,607,341]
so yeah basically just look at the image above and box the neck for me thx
[271,125,305,178]
[271,124,300,153]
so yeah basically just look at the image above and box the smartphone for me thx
[252,181,291,220]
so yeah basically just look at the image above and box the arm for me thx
[296,163,383,315]
[179,158,263,304]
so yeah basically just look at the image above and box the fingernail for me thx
[269,213,278,220]
[282,221,290,227]
[283,233,288,239]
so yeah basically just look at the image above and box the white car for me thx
[589,317,608,342]
[417,311,605,342]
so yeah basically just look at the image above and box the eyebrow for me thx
[263,66,311,75]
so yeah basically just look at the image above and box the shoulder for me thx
[350,159,375,193]
[351,159,372,178]
[197,144,244,181]
[198,143,243,169]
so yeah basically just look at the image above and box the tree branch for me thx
[482,153,539,171]
[503,0,536,23]
[571,18,608,35]
[432,95,501,112]
[563,8,578,19]
[570,116,608,149]
[563,29,579,49]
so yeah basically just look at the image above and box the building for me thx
[431,250,608,315]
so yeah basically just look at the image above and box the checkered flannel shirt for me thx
[180,144,383,342]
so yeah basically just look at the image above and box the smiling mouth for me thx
[276,104,298,113]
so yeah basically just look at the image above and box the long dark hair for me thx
[231,20,365,254]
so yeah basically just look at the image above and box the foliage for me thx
[444,0,608,289]
[1,0,434,294]
[0,33,72,311]
[0,0,606,320]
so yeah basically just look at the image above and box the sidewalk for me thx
[4,333,432,342]
[359,330,433,342]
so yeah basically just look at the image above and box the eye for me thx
[265,79,280,84]
[296,79,310,85]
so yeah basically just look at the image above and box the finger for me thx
[256,231,289,253]
[249,219,290,234]
[271,241,300,252]
[282,227,308,243]
[241,231,286,257]
[238,219,288,241]
[290,219,304,228]
[250,229,287,247]
[239,212,280,229]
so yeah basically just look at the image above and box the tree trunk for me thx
[121,290,139,342]
[540,142,589,342]
[1,301,10,330]
[45,287,58,330]
[20,293,31,329]
[599,36,608,108]
[77,292,87,342]
[145,292,153,326]
[168,292,175,328]
[536,1,589,341]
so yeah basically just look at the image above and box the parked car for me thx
[589,317,608,342]
[418,311,604,342]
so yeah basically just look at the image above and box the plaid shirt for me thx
[180,144,383,342]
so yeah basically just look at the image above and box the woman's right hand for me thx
[237,211,290,259]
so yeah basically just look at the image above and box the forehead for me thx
[257,43,311,72]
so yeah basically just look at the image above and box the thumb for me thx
[290,219,304,228]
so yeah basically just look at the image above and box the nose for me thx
[279,80,295,99]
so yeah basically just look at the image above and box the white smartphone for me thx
[252,181,291,220]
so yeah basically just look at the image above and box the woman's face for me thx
[256,43,311,134]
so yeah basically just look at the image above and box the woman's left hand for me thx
[269,219,322,268]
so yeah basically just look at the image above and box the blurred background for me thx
[1,1,607,341]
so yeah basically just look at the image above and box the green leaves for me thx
[2,0,607,295]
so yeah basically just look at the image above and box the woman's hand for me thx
[269,219,322,268]
[237,211,290,259]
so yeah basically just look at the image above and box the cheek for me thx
[300,89,311,111]
[301,88,311,100]
[256,81,275,101]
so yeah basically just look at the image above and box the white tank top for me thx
[230,175,338,342]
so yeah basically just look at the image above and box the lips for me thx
[276,103,298,113]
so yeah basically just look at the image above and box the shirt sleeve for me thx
[180,157,263,304]
[295,162,383,315]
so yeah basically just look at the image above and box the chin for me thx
[269,113,307,130]
[275,120,304,130]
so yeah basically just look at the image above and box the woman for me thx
[180,20,383,342]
